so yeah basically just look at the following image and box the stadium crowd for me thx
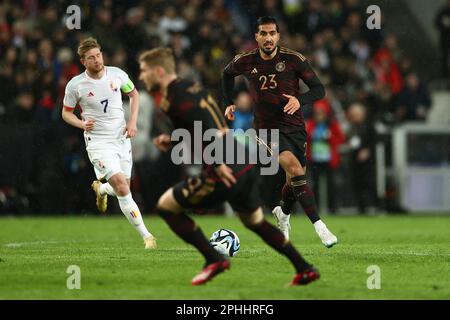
[0,0,432,214]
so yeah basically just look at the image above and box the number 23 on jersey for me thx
[259,74,277,90]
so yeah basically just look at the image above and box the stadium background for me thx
[0,0,449,216]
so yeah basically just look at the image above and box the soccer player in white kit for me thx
[62,38,156,249]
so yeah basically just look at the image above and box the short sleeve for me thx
[63,80,79,109]
[223,54,245,77]
[114,67,135,94]
[293,55,318,83]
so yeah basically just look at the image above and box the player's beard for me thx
[261,43,276,56]
[88,64,104,76]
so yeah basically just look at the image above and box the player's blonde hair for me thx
[77,37,101,59]
[139,47,175,73]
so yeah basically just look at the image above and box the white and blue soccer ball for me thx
[209,228,240,257]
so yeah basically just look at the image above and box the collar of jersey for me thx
[85,66,108,81]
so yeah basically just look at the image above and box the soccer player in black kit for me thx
[138,47,320,286]
[223,16,338,247]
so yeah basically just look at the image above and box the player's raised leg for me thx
[278,151,338,248]
[155,188,229,285]
[238,207,319,285]
[91,180,115,213]
[108,172,157,249]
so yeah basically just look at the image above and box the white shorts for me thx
[85,137,133,181]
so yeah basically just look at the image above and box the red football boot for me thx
[191,260,231,285]
[291,267,320,286]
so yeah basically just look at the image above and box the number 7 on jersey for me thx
[100,99,108,113]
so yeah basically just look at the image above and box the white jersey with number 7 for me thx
[63,66,135,140]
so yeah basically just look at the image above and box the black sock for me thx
[157,208,223,263]
[291,175,320,224]
[280,183,295,214]
[247,220,311,273]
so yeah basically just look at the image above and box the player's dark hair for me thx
[255,16,279,33]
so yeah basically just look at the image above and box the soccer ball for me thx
[209,228,240,257]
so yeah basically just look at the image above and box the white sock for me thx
[99,183,117,197]
[313,220,326,230]
[117,193,151,238]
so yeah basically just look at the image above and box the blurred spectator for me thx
[372,42,403,96]
[159,5,187,34]
[177,58,202,83]
[111,47,129,71]
[435,0,450,77]
[258,0,285,23]
[10,91,35,123]
[37,38,59,73]
[231,91,253,131]
[306,99,345,214]
[394,72,431,122]
[383,34,402,62]
[0,187,30,214]
[56,47,80,104]
[297,0,326,41]
[346,103,377,214]
[38,6,59,37]
[118,6,149,75]
[192,52,220,89]
[62,134,92,213]
[92,7,119,55]
[35,87,56,122]
[190,22,214,55]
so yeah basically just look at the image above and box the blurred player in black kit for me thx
[222,16,338,247]
[138,47,320,286]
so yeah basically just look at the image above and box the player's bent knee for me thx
[279,154,305,177]
[287,166,303,177]
[238,207,264,227]
[108,173,130,196]
[157,188,183,214]
[114,182,130,197]
[280,161,303,176]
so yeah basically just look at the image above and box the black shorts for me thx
[172,163,262,213]
[259,129,307,167]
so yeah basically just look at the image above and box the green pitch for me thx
[0,214,449,299]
